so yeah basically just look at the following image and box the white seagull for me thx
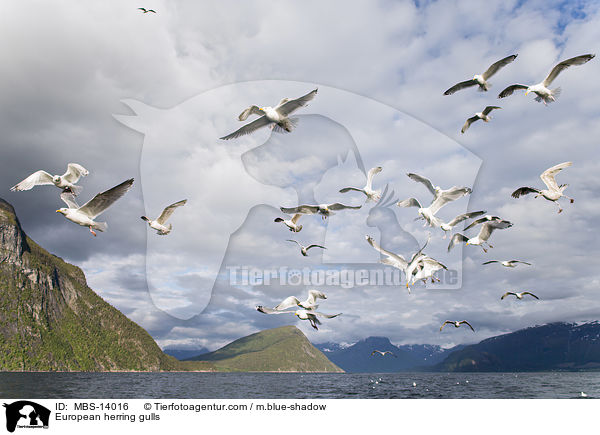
[255,306,340,330]
[11,163,89,195]
[371,350,397,358]
[409,256,448,286]
[138,7,156,13]
[448,215,513,253]
[444,54,518,95]
[461,106,501,134]
[272,290,328,311]
[498,54,595,104]
[286,239,326,257]
[511,162,574,213]
[220,88,318,140]
[501,291,539,300]
[280,202,361,220]
[56,179,134,236]
[339,166,383,202]
[437,210,487,238]
[274,213,303,232]
[141,199,187,235]
[397,173,472,226]
[440,320,475,332]
[483,260,531,268]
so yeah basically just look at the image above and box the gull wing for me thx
[339,187,364,194]
[156,199,187,225]
[446,211,486,228]
[511,187,541,198]
[286,239,301,247]
[464,215,499,231]
[62,163,89,184]
[478,219,512,242]
[440,321,452,331]
[291,214,302,224]
[461,116,479,134]
[60,191,80,209]
[482,260,500,265]
[522,292,539,300]
[407,173,436,196]
[238,105,265,121]
[280,205,320,215]
[460,321,475,331]
[220,116,272,140]
[273,296,302,311]
[306,290,327,305]
[444,79,477,95]
[448,233,468,252]
[482,54,518,80]
[482,106,501,116]
[543,54,595,87]
[366,235,408,268]
[511,260,531,266]
[276,88,318,117]
[501,292,515,300]
[328,203,362,211]
[540,161,572,191]
[498,84,528,98]
[78,178,134,219]
[397,198,421,208]
[311,311,342,319]
[429,187,471,214]
[256,305,295,315]
[366,166,382,190]
[306,244,326,251]
[10,170,53,191]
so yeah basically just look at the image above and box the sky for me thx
[1,0,599,352]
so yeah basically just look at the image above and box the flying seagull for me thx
[444,54,518,95]
[498,54,595,104]
[371,350,397,358]
[11,163,89,195]
[141,199,187,235]
[138,8,156,13]
[483,260,531,268]
[256,306,340,330]
[220,88,318,140]
[448,215,512,253]
[501,291,539,300]
[440,320,475,332]
[409,256,448,286]
[286,239,326,257]
[461,106,501,134]
[397,173,472,227]
[56,179,134,236]
[280,202,361,220]
[339,166,383,202]
[511,162,574,213]
[274,213,303,232]
[437,210,487,238]
[272,289,328,311]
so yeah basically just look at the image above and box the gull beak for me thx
[466,242,470,246]
[525,90,530,95]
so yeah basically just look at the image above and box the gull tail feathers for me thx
[93,222,108,232]
[64,185,83,196]
[273,117,299,134]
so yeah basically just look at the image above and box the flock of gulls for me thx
[245,51,594,334]
[8,31,594,340]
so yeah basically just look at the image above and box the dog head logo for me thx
[3,401,50,433]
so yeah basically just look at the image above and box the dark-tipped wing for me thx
[280,205,320,215]
[461,116,479,134]
[407,173,436,195]
[156,199,187,225]
[397,197,421,208]
[444,79,477,95]
[276,88,318,117]
[306,244,326,251]
[286,239,301,247]
[440,321,452,331]
[10,170,53,191]
[482,260,500,265]
[78,178,134,219]
[220,116,272,140]
[238,105,265,121]
[366,235,408,267]
[511,260,531,266]
[543,54,595,87]
[501,292,515,300]
[522,292,539,299]
[482,54,518,80]
[482,105,501,115]
[511,187,541,198]
[460,320,475,331]
[448,233,469,252]
[256,305,294,315]
[339,187,364,194]
[328,203,361,211]
[498,84,528,98]
[447,211,486,228]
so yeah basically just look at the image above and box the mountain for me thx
[163,347,210,361]
[434,322,600,372]
[187,325,343,372]
[0,198,208,371]
[315,337,464,372]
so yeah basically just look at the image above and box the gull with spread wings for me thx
[256,305,340,330]
[280,202,361,220]
[11,163,89,196]
[274,213,303,232]
[141,199,187,235]
[448,215,512,253]
[440,320,475,332]
[501,291,539,300]
[371,350,397,358]
[286,239,326,257]
[56,179,134,236]
[220,88,318,140]
[498,54,594,104]
[483,260,531,268]
[511,162,574,213]
[444,54,518,95]
[461,106,501,134]
[339,166,383,202]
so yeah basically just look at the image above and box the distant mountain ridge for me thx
[434,321,600,372]
[187,326,343,372]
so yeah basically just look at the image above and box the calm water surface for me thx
[0,372,598,399]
